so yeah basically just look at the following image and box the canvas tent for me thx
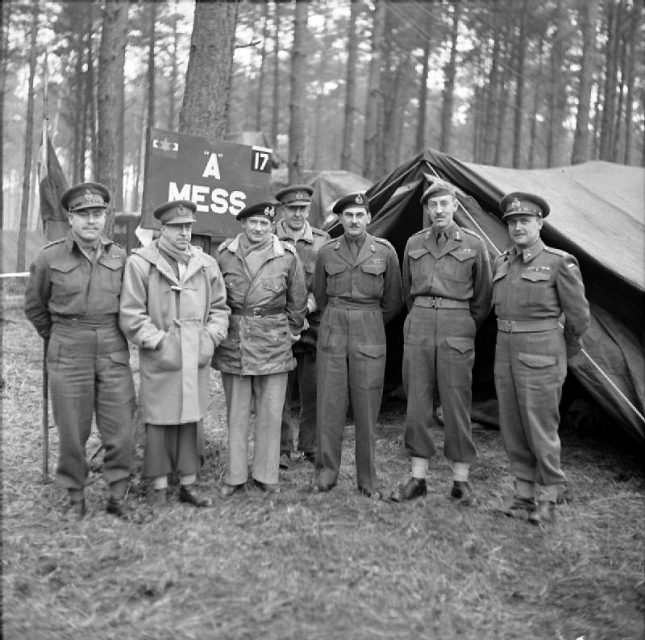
[343,149,644,444]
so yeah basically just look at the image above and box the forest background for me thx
[1,0,644,268]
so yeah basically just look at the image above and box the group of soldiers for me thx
[24,177,590,526]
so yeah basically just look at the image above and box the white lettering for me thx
[192,185,210,213]
[211,188,230,215]
[229,190,246,215]
[202,153,221,179]
[168,182,191,200]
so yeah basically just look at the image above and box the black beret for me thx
[236,201,277,221]
[500,191,550,219]
[153,200,197,224]
[61,182,110,212]
[275,184,313,205]
[332,192,369,215]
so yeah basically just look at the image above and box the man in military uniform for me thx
[390,181,492,506]
[494,192,590,525]
[213,202,308,497]
[119,200,230,508]
[274,184,329,469]
[24,182,135,519]
[313,192,403,497]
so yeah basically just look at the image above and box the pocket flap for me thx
[109,350,131,365]
[325,263,346,276]
[356,343,386,358]
[449,248,475,263]
[50,260,79,274]
[518,352,556,368]
[408,247,428,261]
[361,262,386,276]
[520,271,550,282]
[98,255,123,271]
[445,337,473,354]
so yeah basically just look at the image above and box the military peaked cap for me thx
[275,184,313,206]
[153,200,197,224]
[61,182,110,212]
[500,192,550,219]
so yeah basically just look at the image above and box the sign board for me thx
[141,127,273,240]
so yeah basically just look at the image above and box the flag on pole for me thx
[38,126,69,241]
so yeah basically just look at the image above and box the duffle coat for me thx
[119,242,230,425]
[212,234,308,376]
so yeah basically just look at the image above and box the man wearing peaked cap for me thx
[213,199,308,497]
[312,191,403,498]
[274,184,329,469]
[120,199,230,509]
[24,181,136,520]
[493,191,589,525]
[390,179,492,507]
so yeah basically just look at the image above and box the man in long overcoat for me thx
[119,200,230,507]
[213,201,308,496]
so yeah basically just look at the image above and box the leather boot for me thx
[389,478,427,502]
[528,500,556,525]
[450,481,477,506]
[179,485,212,508]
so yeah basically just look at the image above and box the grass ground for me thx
[1,287,644,640]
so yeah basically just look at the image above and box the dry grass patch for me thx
[2,290,644,640]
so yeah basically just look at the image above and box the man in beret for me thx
[213,201,307,496]
[25,182,136,519]
[390,180,492,506]
[274,184,330,469]
[119,200,230,508]
[494,192,590,525]
[312,192,403,497]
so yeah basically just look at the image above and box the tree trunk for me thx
[17,0,39,271]
[545,0,567,168]
[255,1,269,132]
[167,0,180,130]
[288,0,308,184]
[415,28,431,153]
[0,0,13,230]
[527,38,545,169]
[271,1,281,147]
[363,0,386,180]
[180,0,239,141]
[97,0,128,212]
[147,1,156,131]
[340,0,359,171]
[439,1,461,154]
[511,0,528,168]
[312,8,329,170]
[571,0,600,165]
[622,4,640,164]
[482,0,502,165]
[599,0,620,160]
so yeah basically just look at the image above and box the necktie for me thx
[437,232,447,247]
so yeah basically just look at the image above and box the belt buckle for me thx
[252,307,263,318]
[500,319,513,332]
[429,297,438,309]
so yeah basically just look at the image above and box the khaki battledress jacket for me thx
[119,242,230,425]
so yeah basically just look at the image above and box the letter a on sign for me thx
[202,153,221,179]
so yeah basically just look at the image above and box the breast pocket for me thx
[408,248,432,285]
[360,261,386,298]
[325,262,348,296]
[50,260,84,305]
[520,271,552,306]
[444,250,475,283]
[97,257,124,293]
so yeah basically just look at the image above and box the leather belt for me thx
[52,314,119,328]
[497,318,560,333]
[231,306,284,317]
[414,296,470,310]
[328,298,381,310]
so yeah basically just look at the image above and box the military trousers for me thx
[47,323,135,492]
[316,305,386,492]
[280,349,318,456]
[494,327,567,501]
[402,306,477,464]
[221,372,288,486]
